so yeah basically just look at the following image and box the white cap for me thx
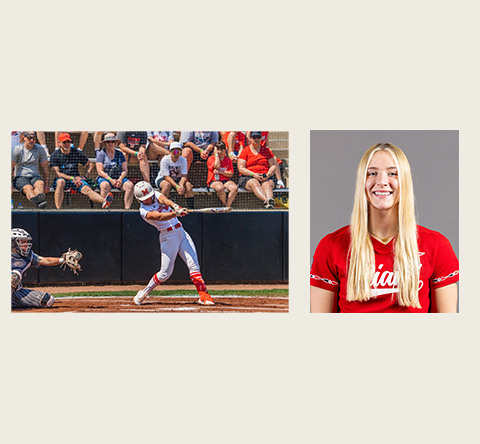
[170,142,182,151]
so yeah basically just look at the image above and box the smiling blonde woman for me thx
[310,143,459,313]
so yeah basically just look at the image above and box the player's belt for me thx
[160,222,182,233]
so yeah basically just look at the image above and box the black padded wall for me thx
[11,211,288,285]
[202,212,285,282]
[38,211,123,284]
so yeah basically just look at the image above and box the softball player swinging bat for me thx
[133,181,215,306]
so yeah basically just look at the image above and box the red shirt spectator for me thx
[246,131,269,147]
[207,142,238,207]
[238,145,274,175]
[207,153,234,185]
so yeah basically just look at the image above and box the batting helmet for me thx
[12,228,33,257]
[134,181,155,202]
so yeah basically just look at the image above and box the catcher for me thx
[11,228,82,309]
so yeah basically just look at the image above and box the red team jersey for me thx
[310,225,459,313]
[222,132,246,152]
[207,155,234,185]
[238,145,274,175]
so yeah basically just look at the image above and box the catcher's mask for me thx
[12,228,33,257]
[134,181,155,202]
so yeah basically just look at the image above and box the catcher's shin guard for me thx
[40,293,55,307]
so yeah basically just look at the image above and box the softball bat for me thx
[187,207,232,213]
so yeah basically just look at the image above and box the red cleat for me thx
[198,291,215,306]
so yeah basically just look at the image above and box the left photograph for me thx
[11,131,289,313]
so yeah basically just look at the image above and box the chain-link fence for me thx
[11,131,289,211]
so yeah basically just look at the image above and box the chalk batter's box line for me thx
[59,295,289,300]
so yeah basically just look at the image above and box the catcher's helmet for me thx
[12,228,33,257]
[134,181,155,202]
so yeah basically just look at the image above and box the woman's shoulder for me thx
[417,225,455,249]
[259,145,273,156]
[318,225,351,246]
[313,226,350,263]
[238,145,252,160]
[116,149,127,161]
[417,225,451,241]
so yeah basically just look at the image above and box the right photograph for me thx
[310,130,459,313]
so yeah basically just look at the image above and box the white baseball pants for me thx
[156,227,200,282]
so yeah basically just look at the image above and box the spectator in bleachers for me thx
[11,131,23,151]
[95,133,134,209]
[221,131,246,162]
[94,131,116,156]
[55,131,89,151]
[11,131,49,209]
[50,133,114,209]
[117,131,150,183]
[180,131,219,171]
[155,142,195,209]
[237,131,277,209]
[12,131,49,159]
[147,131,174,164]
[207,142,238,207]
[246,131,285,189]
[246,130,269,148]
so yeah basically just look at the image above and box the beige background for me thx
[2,1,478,443]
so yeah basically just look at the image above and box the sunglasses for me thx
[105,140,116,144]
[25,135,36,140]
[61,140,72,144]
[252,135,261,139]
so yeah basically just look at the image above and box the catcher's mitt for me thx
[60,248,83,275]
[11,270,21,295]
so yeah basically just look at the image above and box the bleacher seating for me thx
[11,131,289,211]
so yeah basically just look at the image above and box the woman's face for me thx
[18,239,31,254]
[251,135,261,146]
[365,150,400,211]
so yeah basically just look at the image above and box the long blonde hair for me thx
[347,143,421,308]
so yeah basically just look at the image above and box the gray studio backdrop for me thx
[310,130,459,260]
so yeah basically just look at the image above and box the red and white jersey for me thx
[310,225,459,313]
[222,131,246,152]
[139,191,180,232]
[207,155,234,185]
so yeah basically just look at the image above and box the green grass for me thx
[52,289,289,298]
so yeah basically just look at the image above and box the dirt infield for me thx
[13,284,288,313]
[31,283,288,294]
[14,295,287,313]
